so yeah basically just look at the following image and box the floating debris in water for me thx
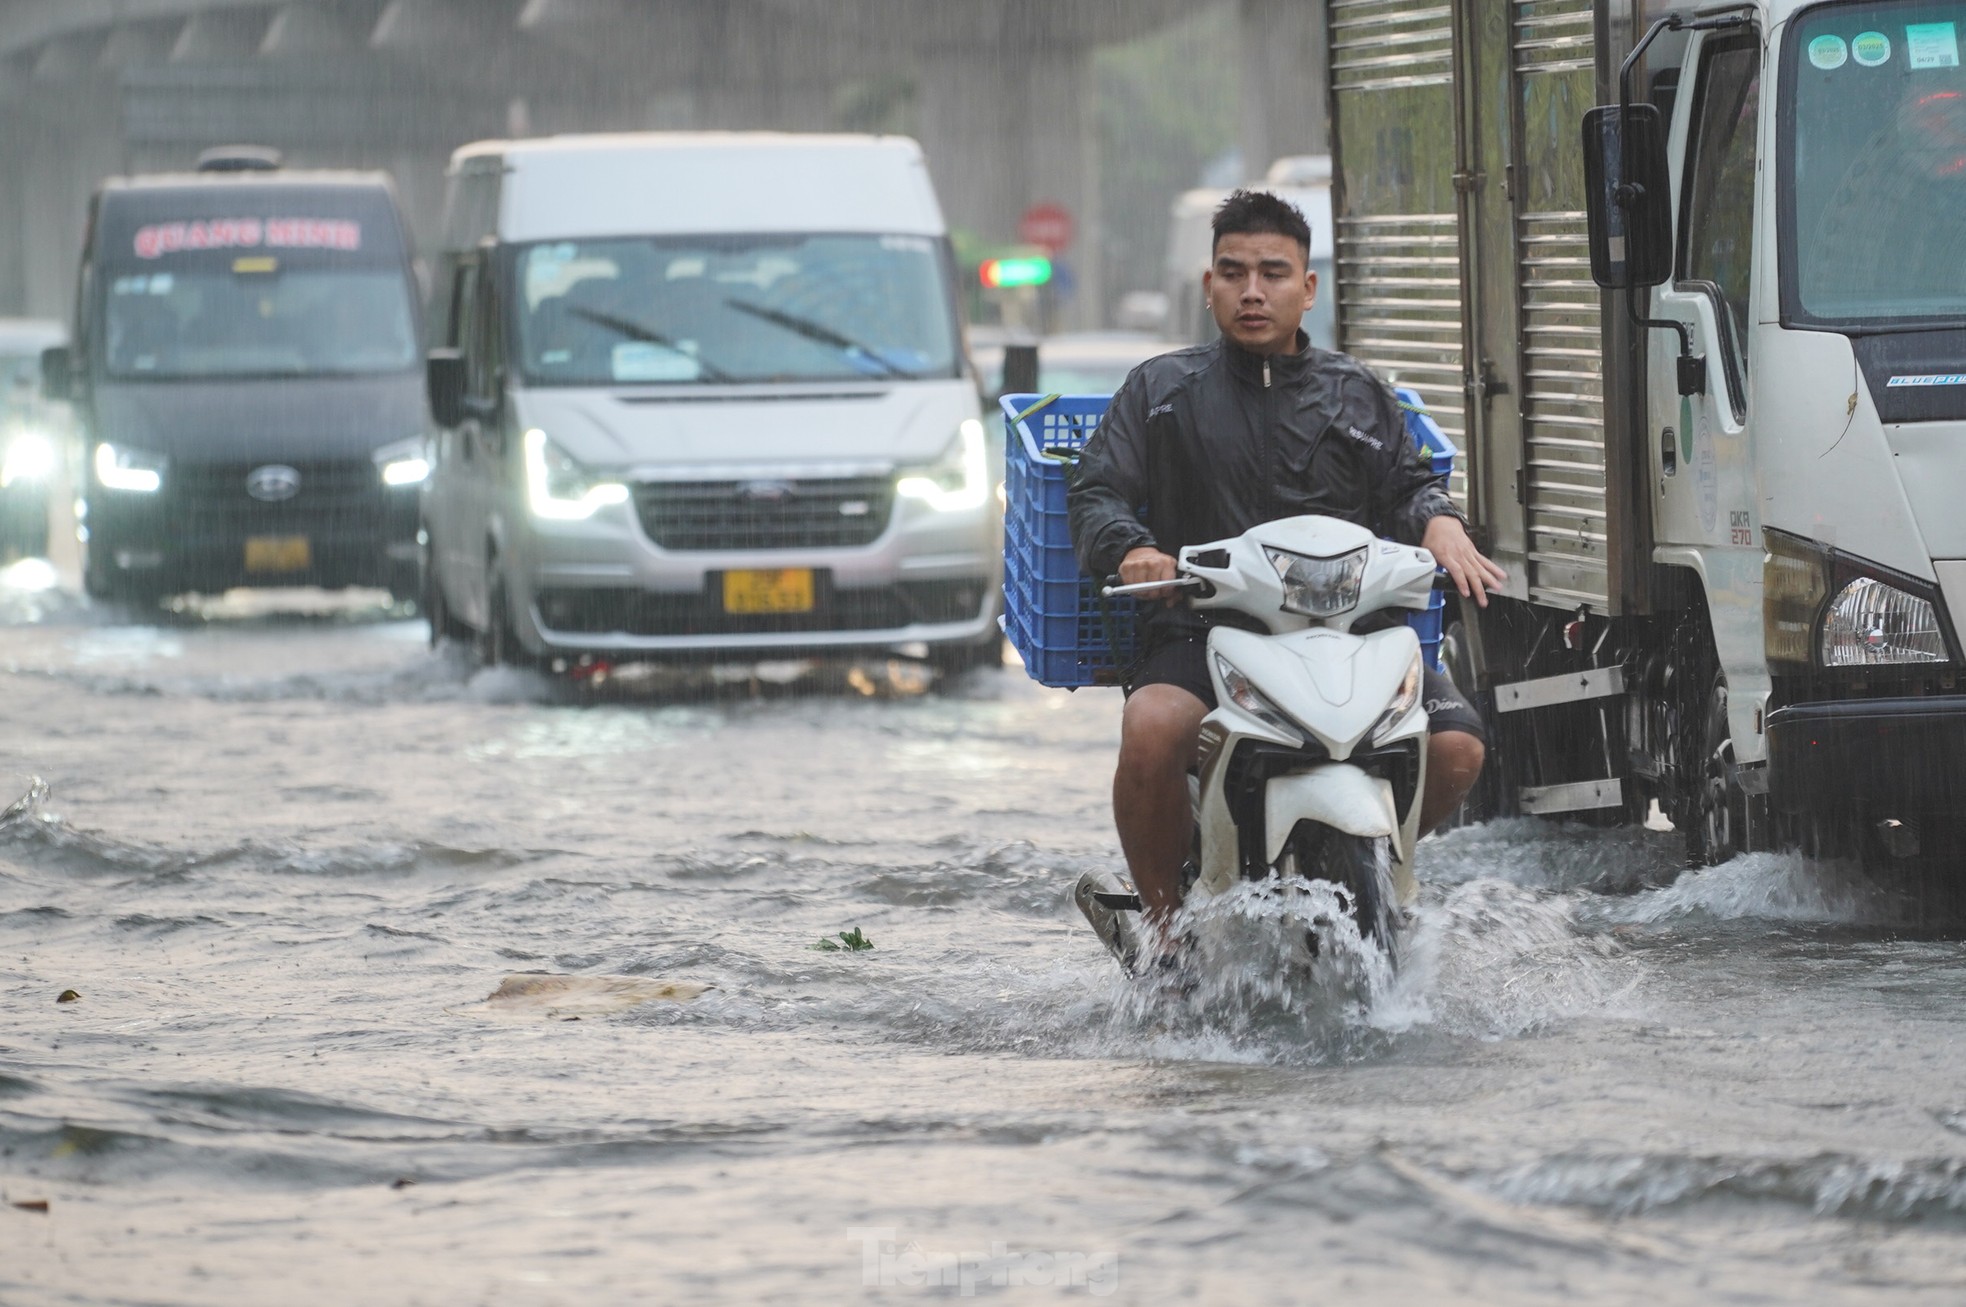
[814,927,874,952]
[55,990,79,1004]
[456,974,714,1019]
[10,1199,50,1213]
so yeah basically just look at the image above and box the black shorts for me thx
[1126,636,1487,745]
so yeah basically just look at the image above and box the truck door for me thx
[1651,29,1760,554]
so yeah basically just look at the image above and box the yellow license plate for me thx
[244,535,311,573]
[722,568,814,614]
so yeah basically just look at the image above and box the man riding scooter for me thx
[1067,190,1508,943]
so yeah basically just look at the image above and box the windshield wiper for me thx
[564,305,737,383]
[723,299,925,379]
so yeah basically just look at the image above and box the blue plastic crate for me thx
[998,388,1460,688]
[1000,393,1139,687]
[1395,386,1459,672]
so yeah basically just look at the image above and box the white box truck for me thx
[1330,0,1966,867]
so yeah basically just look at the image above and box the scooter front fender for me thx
[1262,764,1399,865]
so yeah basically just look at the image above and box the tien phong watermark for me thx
[850,1227,1120,1297]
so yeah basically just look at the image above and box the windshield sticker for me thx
[1809,34,1849,69]
[1887,373,1966,386]
[1907,22,1960,68]
[612,342,701,383]
[133,218,362,260]
[1852,30,1893,66]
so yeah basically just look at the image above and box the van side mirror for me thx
[426,348,466,428]
[40,346,72,402]
[1582,103,1672,289]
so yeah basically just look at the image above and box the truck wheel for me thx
[1686,673,1745,866]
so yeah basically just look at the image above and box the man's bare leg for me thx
[1114,683,1210,931]
[1419,730,1485,835]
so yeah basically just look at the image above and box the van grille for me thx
[632,477,894,551]
[170,459,380,525]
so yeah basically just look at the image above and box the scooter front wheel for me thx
[1279,823,1398,955]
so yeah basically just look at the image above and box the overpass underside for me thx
[0,0,1327,327]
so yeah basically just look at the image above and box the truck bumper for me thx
[1766,696,1966,814]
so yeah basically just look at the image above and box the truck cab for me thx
[1329,0,1966,865]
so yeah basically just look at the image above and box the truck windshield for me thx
[512,234,959,386]
[1787,2,1966,326]
[103,268,417,380]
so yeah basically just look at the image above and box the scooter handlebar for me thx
[1100,575,1207,598]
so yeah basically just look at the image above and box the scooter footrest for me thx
[1091,890,1143,911]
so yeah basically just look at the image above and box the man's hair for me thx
[1211,189,1312,259]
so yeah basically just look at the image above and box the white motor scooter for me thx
[1076,515,1441,975]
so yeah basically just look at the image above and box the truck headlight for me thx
[1820,577,1947,666]
[1213,651,1302,741]
[1265,544,1367,618]
[896,418,988,513]
[373,437,430,488]
[94,442,164,494]
[1371,649,1425,744]
[1,431,55,488]
[524,427,628,521]
[1765,529,1953,669]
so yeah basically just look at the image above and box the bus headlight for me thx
[896,418,988,513]
[94,442,164,493]
[373,437,430,488]
[1,432,55,488]
[524,427,628,521]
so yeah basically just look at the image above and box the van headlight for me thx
[373,437,430,488]
[524,428,629,521]
[1371,649,1425,743]
[1265,544,1367,617]
[1,431,56,488]
[1821,576,1947,666]
[896,418,988,513]
[1213,651,1302,741]
[94,442,164,494]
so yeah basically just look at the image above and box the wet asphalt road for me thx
[3,573,1966,1304]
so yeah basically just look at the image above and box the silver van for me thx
[419,133,1001,671]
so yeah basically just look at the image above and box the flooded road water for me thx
[4,572,1966,1304]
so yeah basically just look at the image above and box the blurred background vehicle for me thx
[0,318,66,560]
[42,151,427,608]
[969,327,1177,405]
[421,132,1002,674]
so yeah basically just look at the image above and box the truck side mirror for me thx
[426,348,466,428]
[1002,343,1040,397]
[40,346,72,402]
[1582,103,1672,289]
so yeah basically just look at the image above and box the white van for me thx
[420,133,1000,671]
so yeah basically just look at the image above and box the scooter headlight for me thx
[1265,544,1367,618]
[1213,651,1302,741]
[1371,649,1425,744]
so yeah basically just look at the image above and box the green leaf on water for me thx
[813,927,874,952]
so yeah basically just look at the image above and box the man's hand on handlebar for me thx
[1422,515,1508,609]
[1118,546,1184,606]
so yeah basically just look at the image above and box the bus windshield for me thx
[103,267,418,380]
[512,234,960,386]
[1788,2,1966,326]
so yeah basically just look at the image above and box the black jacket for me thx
[1068,333,1460,643]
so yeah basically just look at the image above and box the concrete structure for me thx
[0,0,1329,328]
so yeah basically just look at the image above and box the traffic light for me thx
[979,256,1053,290]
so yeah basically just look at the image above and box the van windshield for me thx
[104,268,418,380]
[512,234,959,386]
[1787,1,1966,326]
